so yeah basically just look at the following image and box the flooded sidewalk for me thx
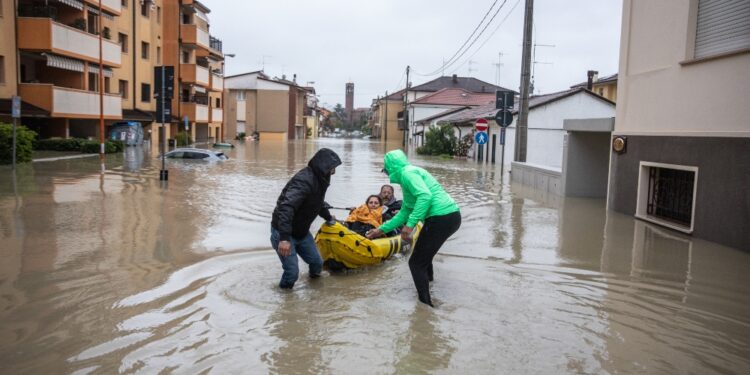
[1,139,749,374]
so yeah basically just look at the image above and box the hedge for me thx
[0,123,37,164]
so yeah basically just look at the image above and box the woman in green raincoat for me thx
[367,150,461,307]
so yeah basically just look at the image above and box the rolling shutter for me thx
[695,0,750,58]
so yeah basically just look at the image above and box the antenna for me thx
[530,23,554,94]
[467,60,478,76]
[493,52,504,86]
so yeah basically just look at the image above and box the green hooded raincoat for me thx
[378,150,459,233]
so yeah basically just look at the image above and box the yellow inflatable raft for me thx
[315,222,421,270]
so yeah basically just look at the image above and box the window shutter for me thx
[695,0,750,58]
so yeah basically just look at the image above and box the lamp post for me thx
[221,53,235,142]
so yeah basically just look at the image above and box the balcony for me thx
[211,108,223,123]
[210,73,223,92]
[182,102,209,123]
[84,0,121,16]
[180,24,210,50]
[19,83,122,119]
[180,64,210,87]
[18,18,121,66]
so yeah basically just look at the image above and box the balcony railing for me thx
[211,108,223,123]
[209,36,222,53]
[210,74,223,91]
[18,17,121,66]
[180,64,210,86]
[182,102,209,123]
[180,24,210,50]
[19,83,122,119]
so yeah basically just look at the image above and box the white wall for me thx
[488,92,615,169]
[617,0,750,136]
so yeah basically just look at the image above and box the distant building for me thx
[608,0,750,250]
[571,70,618,103]
[224,71,307,141]
[345,82,354,127]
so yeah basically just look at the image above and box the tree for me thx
[416,123,457,156]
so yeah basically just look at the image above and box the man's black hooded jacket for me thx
[271,148,342,242]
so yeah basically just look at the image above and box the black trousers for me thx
[409,211,461,306]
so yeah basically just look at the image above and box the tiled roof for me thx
[410,75,516,94]
[415,106,471,124]
[412,88,495,106]
[439,87,614,124]
[224,70,267,79]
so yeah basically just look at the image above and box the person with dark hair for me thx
[345,194,384,236]
[367,150,461,307]
[270,148,342,289]
[379,184,403,222]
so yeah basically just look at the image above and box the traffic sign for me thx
[475,118,489,132]
[475,131,488,145]
[11,96,21,118]
[495,90,514,110]
[495,109,513,127]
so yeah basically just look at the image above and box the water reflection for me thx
[0,139,749,374]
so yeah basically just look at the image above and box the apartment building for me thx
[370,90,405,143]
[0,0,225,152]
[609,0,750,250]
[224,71,308,141]
[163,0,223,145]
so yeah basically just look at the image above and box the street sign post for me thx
[495,90,514,110]
[11,96,20,169]
[475,118,489,132]
[495,109,513,127]
[155,66,174,181]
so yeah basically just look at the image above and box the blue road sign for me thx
[475,131,488,145]
[184,115,189,130]
[11,96,21,118]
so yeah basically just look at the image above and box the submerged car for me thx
[163,148,229,161]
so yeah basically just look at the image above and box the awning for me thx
[55,0,84,11]
[86,5,115,20]
[122,109,154,122]
[193,86,206,93]
[88,64,114,77]
[43,53,84,73]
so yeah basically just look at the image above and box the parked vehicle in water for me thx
[163,148,229,161]
[109,121,144,146]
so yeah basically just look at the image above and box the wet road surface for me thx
[1,139,749,374]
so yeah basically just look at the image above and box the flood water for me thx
[1,139,749,374]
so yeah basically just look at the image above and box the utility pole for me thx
[515,0,533,162]
[98,0,105,172]
[403,66,410,149]
[384,91,388,142]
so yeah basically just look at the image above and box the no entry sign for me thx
[475,118,488,132]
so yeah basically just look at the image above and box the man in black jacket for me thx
[270,148,342,289]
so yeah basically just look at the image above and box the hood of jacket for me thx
[308,148,342,184]
[383,149,410,184]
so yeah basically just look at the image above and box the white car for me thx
[163,148,229,161]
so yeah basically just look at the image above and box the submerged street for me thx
[1,139,749,374]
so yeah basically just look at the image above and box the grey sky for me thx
[209,0,622,108]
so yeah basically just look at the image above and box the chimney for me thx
[293,74,297,83]
[586,70,599,90]
[282,74,287,80]
[452,74,458,83]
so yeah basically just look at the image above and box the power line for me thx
[415,0,509,77]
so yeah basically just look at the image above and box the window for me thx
[119,79,128,99]
[157,46,161,64]
[88,72,98,92]
[215,98,221,108]
[0,56,5,84]
[598,88,604,96]
[141,1,149,18]
[121,0,127,8]
[118,33,128,53]
[157,6,161,23]
[636,162,698,233]
[182,51,190,63]
[104,77,111,94]
[694,0,750,58]
[182,13,190,24]
[235,91,246,101]
[0,1,4,17]
[141,83,151,102]
[141,41,149,60]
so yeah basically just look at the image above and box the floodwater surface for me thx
[1,139,749,374]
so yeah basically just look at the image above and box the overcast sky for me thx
[208,0,622,109]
